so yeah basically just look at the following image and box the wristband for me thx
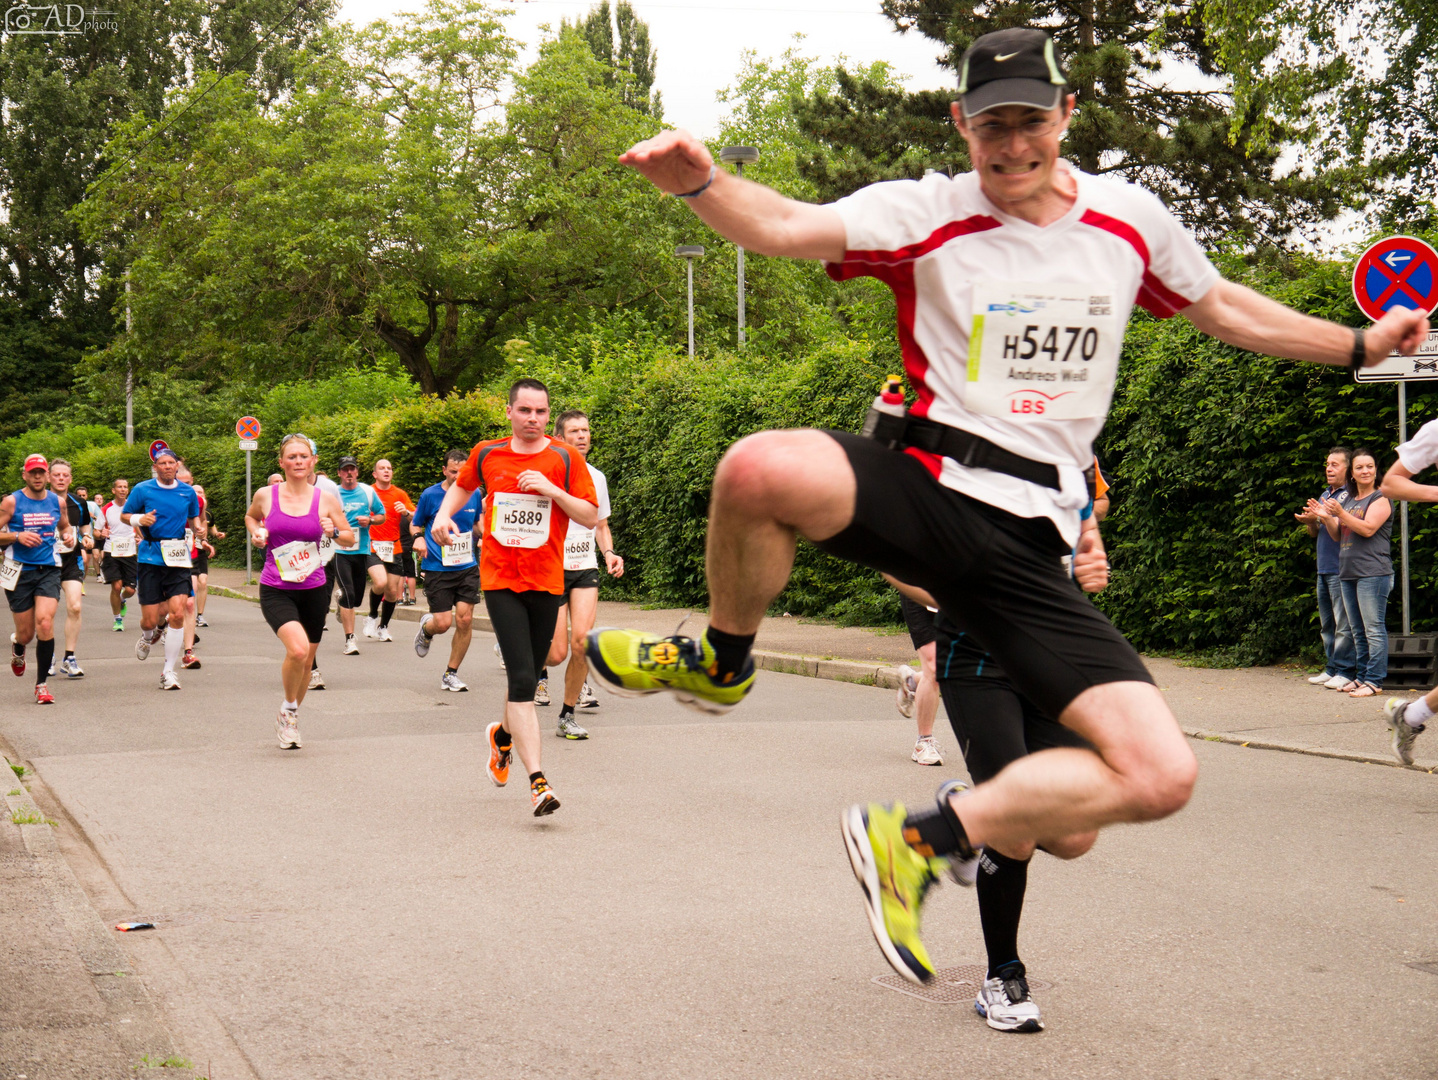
[603,550,616,557]
[1351,327,1367,374]
[676,165,716,200]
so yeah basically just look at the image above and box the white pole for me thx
[686,258,695,358]
[735,161,746,347]
[1400,382,1410,635]
[245,449,253,584]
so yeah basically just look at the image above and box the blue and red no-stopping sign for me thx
[1353,236,1438,321]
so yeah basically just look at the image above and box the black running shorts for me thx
[191,549,209,577]
[59,550,84,584]
[137,563,193,607]
[424,567,479,613]
[6,564,61,613]
[562,567,600,603]
[260,583,329,643]
[102,553,137,588]
[814,430,1152,722]
[900,595,936,650]
[932,614,1094,785]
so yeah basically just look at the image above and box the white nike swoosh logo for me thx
[994,51,1019,61]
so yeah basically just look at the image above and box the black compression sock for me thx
[902,796,976,859]
[369,592,382,618]
[494,725,512,750]
[977,849,1031,979]
[35,639,54,684]
[380,600,396,627]
[11,638,22,658]
[703,626,755,682]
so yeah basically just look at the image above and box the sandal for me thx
[1348,683,1378,698]
[1334,680,1359,693]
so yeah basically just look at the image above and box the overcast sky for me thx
[334,0,954,136]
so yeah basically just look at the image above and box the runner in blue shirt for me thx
[411,450,482,692]
[0,454,73,704]
[122,448,202,691]
[331,455,386,655]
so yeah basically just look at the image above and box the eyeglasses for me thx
[969,119,1061,142]
[280,433,316,454]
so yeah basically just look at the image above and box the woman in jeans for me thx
[1320,449,1393,697]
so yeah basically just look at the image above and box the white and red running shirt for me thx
[826,162,1219,543]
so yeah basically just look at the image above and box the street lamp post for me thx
[718,146,759,347]
[675,245,705,358]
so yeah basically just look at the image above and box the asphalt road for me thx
[3,590,1436,1079]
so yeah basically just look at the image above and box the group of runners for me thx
[243,398,621,814]
[1,450,222,702]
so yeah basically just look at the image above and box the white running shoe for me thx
[1323,674,1350,689]
[576,681,600,709]
[363,616,378,639]
[414,616,433,658]
[493,641,506,670]
[343,636,360,656]
[1384,697,1425,766]
[975,968,1044,1033]
[534,676,550,706]
[309,668,325,691]
[912,735,943,766]
[440,671,468,692]
[135,631,153,661]
[48,661,55,677]
[896,664,918,719]
[1307,672,1333,684]
[60,657,83,678]
[276,709,302,749]
[557,715,589,740]
[377,625,394,643]
[159,670,181,691]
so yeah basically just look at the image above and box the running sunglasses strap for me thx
[861,410,1060,491]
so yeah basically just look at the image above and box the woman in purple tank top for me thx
[245,434,354,749]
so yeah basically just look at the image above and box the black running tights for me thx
[484,588,562,702]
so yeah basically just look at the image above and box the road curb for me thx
[206,586,1434,774]
[1181,726,1437,774]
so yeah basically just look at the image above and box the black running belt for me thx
[862,411,1061,490]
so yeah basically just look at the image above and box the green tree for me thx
[563,0,661,116]
[793,0,1354,244]
[1204,0,1438,229]
[0,0,332,437]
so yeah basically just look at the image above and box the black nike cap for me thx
[957,28,1069,118]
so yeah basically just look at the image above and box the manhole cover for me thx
[1407,961,1438,976]
[132,913,210,927]
[873,964,1053,1004]
[224,911,286,923]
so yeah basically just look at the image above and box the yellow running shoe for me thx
[585,628,755,714]
[841,801,946,984]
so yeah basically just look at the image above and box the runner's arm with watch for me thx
[596,518,623,577]
[1180,278,1428,369]
[318,492,356,548]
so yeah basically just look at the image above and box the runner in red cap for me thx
[0,455,73,704]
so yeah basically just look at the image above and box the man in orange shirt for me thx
[363,458,414,642]
[432,378,598,817]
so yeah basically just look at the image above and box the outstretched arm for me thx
[1382,460,1438,503]
[1181,279,1429,366]
[619,129,846,262]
